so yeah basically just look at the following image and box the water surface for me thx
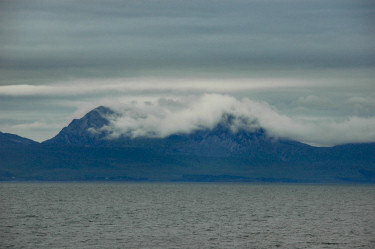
[1,183,374,248]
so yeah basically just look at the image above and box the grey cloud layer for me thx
[1,0,374,83]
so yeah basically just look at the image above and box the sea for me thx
[0,182,374,249]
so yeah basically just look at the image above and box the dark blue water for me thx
[1,183,374,248]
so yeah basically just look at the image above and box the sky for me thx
[0,0,374,146]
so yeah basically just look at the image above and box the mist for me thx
[91,94,375,147]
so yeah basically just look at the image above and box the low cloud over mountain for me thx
[82,94,375,147]
[3,103,375,182]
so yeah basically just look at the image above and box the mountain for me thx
[0,131,38,147]
[1,106,374,182]
[43,106,311,158]
[0,132,39,179]
[43,106,114,145]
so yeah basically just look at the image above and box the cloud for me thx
[1,0,374,85]
[97,94,375,146]
[0,78,324,96]
[103,94,256,138]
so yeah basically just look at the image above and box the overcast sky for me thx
[0,0,374,146]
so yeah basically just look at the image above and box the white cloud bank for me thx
[0,78,332,96]
[99,94,375,147]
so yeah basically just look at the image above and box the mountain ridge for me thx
[42,106,311,154]
[1,106,374,182]
[0,131,39,147]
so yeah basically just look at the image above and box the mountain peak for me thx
[43,106,115,145]
[91,105,114,115]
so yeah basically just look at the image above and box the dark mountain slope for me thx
[0,131,38,147]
